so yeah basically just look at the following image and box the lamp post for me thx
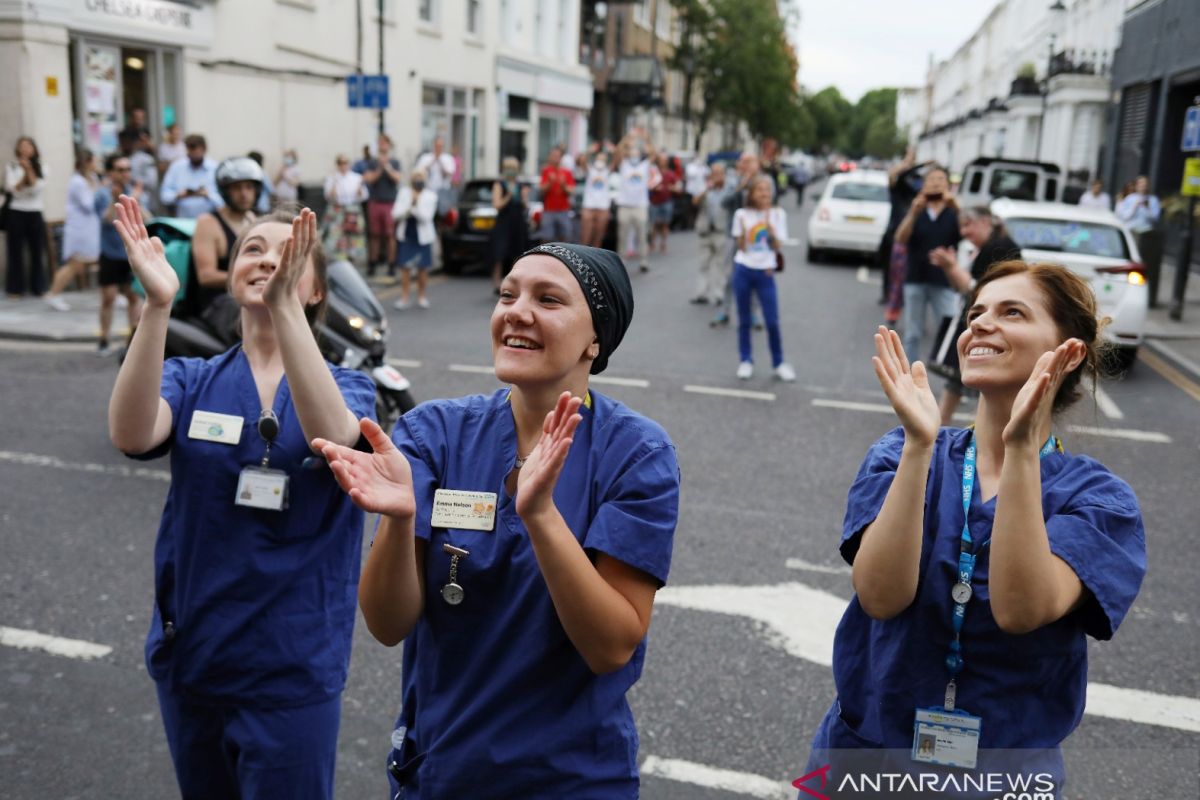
[1035,0,1066,162]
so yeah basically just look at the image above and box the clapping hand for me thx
[872,327,940,448]
[1003,340,1085,449]
[315,418,416,519]
[514,392,583,521]
[113,195,178,309]
[263,208,318,310]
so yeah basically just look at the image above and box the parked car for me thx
[439,177,542,274]
[959,157,1062,207]
[806,170,891,262]
[991,198,1147,365]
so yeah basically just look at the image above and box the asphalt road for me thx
[2,194,1198,799]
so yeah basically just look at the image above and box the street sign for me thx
[1183,158,1200,197]
[346,74,389,109]
[1183,105,1200,152]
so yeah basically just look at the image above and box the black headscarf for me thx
[519,242,634,374]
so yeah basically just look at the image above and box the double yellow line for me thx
[1142,348,1200,403]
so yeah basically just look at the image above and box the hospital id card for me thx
[235,466,289,511]
[912,707,981,769]
[188,410,244,445]
[431,489,497,531]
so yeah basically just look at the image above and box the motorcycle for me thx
[147,218,415,431]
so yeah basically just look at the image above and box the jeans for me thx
[902,282,960,363]
[539,210,574,243]
[733,262,783,367]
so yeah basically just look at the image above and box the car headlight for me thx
[347,315,365,330]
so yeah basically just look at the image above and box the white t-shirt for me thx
[1078,191,1111,210]
[617,159,652,208]
[414,151,457,193]
[158,140,186,165]
[685,161,710,196]
[4,161,47,212]
[732,207,787,269]
[274,164,301,203]
[324,170,366,206]
[582,165,612,210]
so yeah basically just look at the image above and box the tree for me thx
[807,87,853,152]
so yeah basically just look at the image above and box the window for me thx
[466,0,481,35]
[419,0,436,24]
[508,94,530,121]
[830,183,890,203]
[1007,218,1130,259]
[988,169,1039,201]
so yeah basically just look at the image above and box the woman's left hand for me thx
[1003,339,1085,448]
[515,392,584,521]
[264,208,318,310]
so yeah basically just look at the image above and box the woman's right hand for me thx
[113,195,178,309]
[871,326,940,447]
[315,418,416,520]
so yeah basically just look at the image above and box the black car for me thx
[440,177,541,274]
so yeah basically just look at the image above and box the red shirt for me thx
[539,166,576,212]
[650,169,679,205]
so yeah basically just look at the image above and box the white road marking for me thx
[657,580,1200,733]
[641,755,791,799]
[0,339,95,353]
[1090,377,1124,420]
[0,450,170,481]
[1148,339,1200,378]
[386,358,423,368]
[811,399,1172,443]
[785,557,852,576]
[447,363,496,375]
[0,626,112,660]
[591,375,650,388]
[684,385,777,402]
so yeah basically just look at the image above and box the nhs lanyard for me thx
[943,432,1058,707]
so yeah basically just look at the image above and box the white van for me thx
[958,158,1062,207]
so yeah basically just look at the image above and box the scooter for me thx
[157,246,415,431]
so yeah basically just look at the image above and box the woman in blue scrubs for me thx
[809,260,1146,795]
[315,243,681,798]
[108,197,376,799]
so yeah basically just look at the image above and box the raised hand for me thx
[515,392,583,521]
[263,208,318,310]
[113,194,178,309]
[314,417,416,519]
[872,326,940,447]
[1003,339,1084,448]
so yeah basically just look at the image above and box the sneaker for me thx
[639,263,650,273]
[96,340,111,356]
[417,297,430,309]
[774,362,797,382]
[736,361,754,380]
[393,298,410,311]
[44,295,70,312]
[689,296,709,305]
[709,313,730,328]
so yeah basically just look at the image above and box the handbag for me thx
[0,190,11,232]
[774,250,785,273]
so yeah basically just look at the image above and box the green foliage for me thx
[804,85,905,158]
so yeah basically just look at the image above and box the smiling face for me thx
[958,273,1064,395]
[228,221,322,309]
[491,255,597,387]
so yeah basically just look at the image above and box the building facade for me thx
[915,0,1133,187]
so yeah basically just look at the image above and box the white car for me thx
[990,199,1147,361]
[806,171,890,262]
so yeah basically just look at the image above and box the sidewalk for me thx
[1143,259,1200,378]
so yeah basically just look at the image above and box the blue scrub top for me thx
[812,427,1145,775]
[129,346,377,708]
[389,389,680,797]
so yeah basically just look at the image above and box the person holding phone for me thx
[894,166,961,362]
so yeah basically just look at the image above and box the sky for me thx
[787,0,1001,102]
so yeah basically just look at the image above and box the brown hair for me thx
[969,260,1110,412]
[227,203,328,330]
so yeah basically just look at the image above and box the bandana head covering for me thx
[517,242,634,374]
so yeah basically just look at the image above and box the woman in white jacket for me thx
[391,169,438,310]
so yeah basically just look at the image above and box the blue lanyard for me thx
[943,432,1059,708]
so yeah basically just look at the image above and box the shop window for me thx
[508,95,530,121]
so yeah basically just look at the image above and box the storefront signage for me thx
[77,0,214,47]
[1182,106,1200,153]
[1182,158,1200,198]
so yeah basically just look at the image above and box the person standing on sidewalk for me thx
[538,146,577,243]
[1078,179,1111,210]
[731,176,795,382]
[894,166,960,362]
[391,169,438,310]
[489,157,529,294]
[361,134,403,276]
[1115,175,1160,233]
[879,148,925,317]
[613,134,658,274]
[414,136,458,217]
[4,136,48,298]
[690,162,732,306]
[322,154,367,269]
[109,197,376,800]
[94,154,148,354]
[159,135,221,219]
[43,149,101,312]
[683,154,711,230]
[313,242,680,798]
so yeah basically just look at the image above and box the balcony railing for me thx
[1048,48,1112,78]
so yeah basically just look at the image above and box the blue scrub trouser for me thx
[733,262,783,367]
[156,682,341,800]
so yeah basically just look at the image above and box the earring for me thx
[588,346,600,359]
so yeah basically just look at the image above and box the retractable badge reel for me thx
[235,409,290,511]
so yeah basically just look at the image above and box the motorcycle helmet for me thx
[215,156,265,208]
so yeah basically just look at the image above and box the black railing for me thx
[1048,48,1112,78]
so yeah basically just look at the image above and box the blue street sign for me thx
[347,74,389,110]
[1183,105,1200,152]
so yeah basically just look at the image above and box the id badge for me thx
[430,489,497,531]
[235,466,289,511]
[912,707,981,769]
[188,410,244,445]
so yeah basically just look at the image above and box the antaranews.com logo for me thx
[793,763,1056,800]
